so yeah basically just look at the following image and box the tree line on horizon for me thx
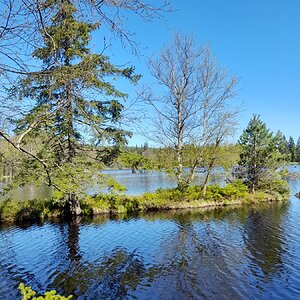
[279,135,300,163]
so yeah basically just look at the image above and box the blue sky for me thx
[103,0,300,146]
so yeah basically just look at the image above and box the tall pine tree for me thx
[10,0,139,215]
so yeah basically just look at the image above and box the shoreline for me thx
[87,194,287,216]
[0,187,288,225]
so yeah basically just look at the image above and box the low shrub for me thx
[0,198,56,223]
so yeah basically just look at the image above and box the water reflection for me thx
[243,203,288,281]
[66,218,82,262]
[0,201,296,299]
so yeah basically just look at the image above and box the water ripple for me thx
[1,190,300,299]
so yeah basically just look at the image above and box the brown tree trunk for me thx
[66,193,82,216]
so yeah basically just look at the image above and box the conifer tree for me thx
[296,137,300,163]
[274,131,290,162]
[237,115,284,193]
[10,0,139,215]
[282,135,289,156]
[288,136,296,162]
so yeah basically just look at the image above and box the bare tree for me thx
[197,46,239,194]
[143,34,238,192]
[144,34,203,190]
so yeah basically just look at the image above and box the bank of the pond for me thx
[0,181,289,224]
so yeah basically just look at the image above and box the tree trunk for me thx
[251,182,255,194]
[203,168,211,195]
[176,93,185,191]
[66,193,82,216]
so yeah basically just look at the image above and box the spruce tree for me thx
[296,137,300,163]
[282,135,290,157]
[238,115,284,193]
[10,0,139,215]
[288,137,296,162]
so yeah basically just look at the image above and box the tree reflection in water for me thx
[242,202,289,280]
[51,218,148,299]
[141,210,240,299]
[1,203,288,299]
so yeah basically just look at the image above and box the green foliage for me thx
[0,198,57,223]
[203,181,248,202]
[288,137,297,162]
[237,115,287,193]
[1,177,289,223]
[296,137,300,162]
[19,283,72,300]
[7,1,140,213]
[274,131,290,162]
[273,133,300,163]
[259,177,289,197]
[119,152,152,172]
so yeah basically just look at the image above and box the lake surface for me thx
[1,166,300,299]
[101,168,225,195]
[1,168,226,200]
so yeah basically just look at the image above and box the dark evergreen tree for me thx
[282,135,289,156]
[10,0,139,215]
[288,136,296,162]
[237,115,285,193]
[296,137,300,163]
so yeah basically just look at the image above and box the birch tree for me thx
[144,34,238,192]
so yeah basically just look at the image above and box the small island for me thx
[0,115,291,223]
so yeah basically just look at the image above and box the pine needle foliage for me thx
[9,0,140,214]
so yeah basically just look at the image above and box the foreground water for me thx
[0,172,300,299]
[0,165,300,299]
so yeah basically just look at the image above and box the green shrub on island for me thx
[0,198,58,223]
[81,179,288,214]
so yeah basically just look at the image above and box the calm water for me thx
[100,168,225,195]
[1,167,300,299]
[1,168,225,200]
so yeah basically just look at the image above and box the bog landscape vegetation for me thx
[0,1,298,299]
[0,0,293,223]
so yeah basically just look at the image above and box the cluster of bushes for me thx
[0,198,60,223]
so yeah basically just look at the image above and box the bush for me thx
[0,198,56,223]
[260,179,289,196]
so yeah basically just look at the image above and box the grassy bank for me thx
[0,180,289,224]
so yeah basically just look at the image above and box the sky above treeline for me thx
[101,0,300,146]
